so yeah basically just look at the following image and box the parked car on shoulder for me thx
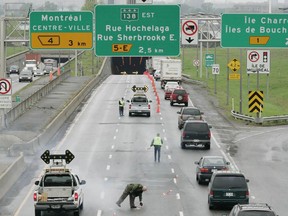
[8,65,20,74]
[19,69,33,82]
[180,119,212,149]
[170,87,189,106]
[177,106,203,129]
[229,203,277,216]
[208,170,249,210]
[194,156,230,184]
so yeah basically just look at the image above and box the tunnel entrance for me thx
[111,57,149,74]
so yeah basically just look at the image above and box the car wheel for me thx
[19,80,21,82]
[197,175,202,184]
[80,201,83,210]
[178,124,182,130]
[129,113,132,116]
[185,102,188,107]
[74,209,80,216]
[205,143,211,150]
[170,102,174,106]
[147,113,150,117]
[177,95,183,100]
[35,210,41,216]
[181,142,186,149]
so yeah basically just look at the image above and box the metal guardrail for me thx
[231,110,288,124]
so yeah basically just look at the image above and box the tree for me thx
[37,1,58,11]
[82,0,104,11]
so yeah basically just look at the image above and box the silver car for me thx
[19,69,33,82]
[127,93,152,117]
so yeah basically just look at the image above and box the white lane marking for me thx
[171,168,175,173]
[165,145,169,150]
[109,154,112,159]
[106,165,110,170]
[173,177,177,184]
[179,211,184,216]
[116,129,118,133]
[104,177,108,181]
[212,133,239,171]
[97,210,102,216]
[162,129,166,133]
[234,127,286,143]
[176,193,180,200]
[111,145,115,149]
[168,155,171,160]
[113,136,116,140]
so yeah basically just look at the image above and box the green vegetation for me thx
[180,47,288,117]
[69,50,104,76]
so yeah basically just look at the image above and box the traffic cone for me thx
[49,71,53,81]
[156,104,160,113]
[57,67,61,76]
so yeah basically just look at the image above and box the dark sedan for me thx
[195,156,230,184]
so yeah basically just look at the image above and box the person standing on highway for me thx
[119,97,125,116]
[150,133,163,162]
[116,183,147,209]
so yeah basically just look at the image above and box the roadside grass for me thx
[69,50,104,76]
[180,47,288,117]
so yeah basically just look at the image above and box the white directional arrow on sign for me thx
[135,0,153,4]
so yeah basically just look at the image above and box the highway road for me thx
[1,75,287,216]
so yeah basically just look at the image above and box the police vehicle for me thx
[33,150,86,216]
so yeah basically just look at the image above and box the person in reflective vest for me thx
[119,97,125,116]
[150,133,163,162]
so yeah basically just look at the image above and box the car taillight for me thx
[222,167,229,171]
[33,192,37,201]
[209,190,214,196]
[129,104,131,109]
[182,131,185,137]
[200,168,209,173]
[148,104,150,109]
[246,190,249,198]
[208,131,211,139]
[74,192,79,201]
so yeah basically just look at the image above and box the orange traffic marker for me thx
[156,104,160,113]
[49,71,53,81]
[57,67,61,76]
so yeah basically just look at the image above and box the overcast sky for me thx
[1,0,286,10]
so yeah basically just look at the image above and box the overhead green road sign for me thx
[95,5,180,56]
[30,11,93,49]
[221,14,288,48]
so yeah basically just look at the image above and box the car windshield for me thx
[185,122,208,131]
[203,158,225,166]
[132,97,148,103]
[21,71,31,75]
[43,174,77,187]
[10,65,18,69]
[212,176,247,189]
[183,109,201,115]
[238,211,275,216]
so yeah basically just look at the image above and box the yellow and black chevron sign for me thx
[248,91,264,113]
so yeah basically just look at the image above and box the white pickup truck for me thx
[33,150,86,216]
